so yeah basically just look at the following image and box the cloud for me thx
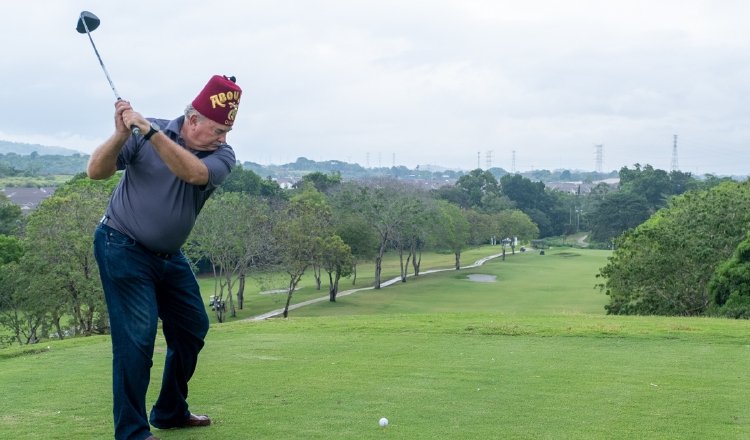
[0,0,748,175]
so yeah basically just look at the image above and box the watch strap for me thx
[143,125,159,141]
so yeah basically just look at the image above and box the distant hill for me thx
[0,141,89,177]
[0,140,85,156]
[0,141,632,185]
[240,156,620,186]
[241,156,469,185]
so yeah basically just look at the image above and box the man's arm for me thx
[145,131,210,186]
[86,132,130,180]
[87,100,133,180]
[121,108,210,186]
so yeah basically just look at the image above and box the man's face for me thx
[183,113,232,151]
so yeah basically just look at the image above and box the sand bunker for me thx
[466,274,497,283]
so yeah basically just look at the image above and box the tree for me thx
[20,176,114,338]
[495,209,539,247]
[618,164,699,211]
[587,191,651,242]
[669,170,698,195]
[0,262,47,345]
[0,236,36,345]
[0,192,22,236]
[433,201,470,270]
[188,192,276,321]
[598,181,750,316]
[220,164,287,198]
[433,185,471,209]
[454,169,501,209]
[296,171,342,193]
[335,180,416,289]
[221,164,264,194]
[0,234,23,264]
[708,232,750,318]
[333,212,378,285]
[500,173,549,212]
[275,186,332,317]
[465,210,497,246]
[320,235,353,301]
[499,174,564,236]
[388,192,429,282]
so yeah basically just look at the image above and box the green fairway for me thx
[197,245,513,321]
[2,247,749,439]
[293,248,608,317]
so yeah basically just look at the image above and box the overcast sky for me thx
[1,1,748,175]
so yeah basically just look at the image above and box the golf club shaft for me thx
[84,32,120,99]
[80,18,141,137]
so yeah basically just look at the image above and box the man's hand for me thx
[118,100,149,134]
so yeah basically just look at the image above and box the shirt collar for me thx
[165,116,185,146]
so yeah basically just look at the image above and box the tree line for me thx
[0,163,746,346]
[0,152,90,177]
[0,166,539,345]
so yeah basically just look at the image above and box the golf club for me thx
[76,11,140,136]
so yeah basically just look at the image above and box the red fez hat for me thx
[192,75,242,126]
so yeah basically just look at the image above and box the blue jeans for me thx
[94,224,209,440]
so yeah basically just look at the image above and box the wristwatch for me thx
[143,122,161,141]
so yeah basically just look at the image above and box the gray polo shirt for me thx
[104,116,235,254]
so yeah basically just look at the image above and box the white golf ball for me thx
[379,417,389,427]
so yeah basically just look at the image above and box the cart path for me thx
[247,252,506,321]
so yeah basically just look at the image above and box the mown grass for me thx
[293,247,607,317]
[2,247,749,439]
[198,245,510,321]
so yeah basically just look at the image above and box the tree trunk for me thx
[399,247,408,282]
[237,273,245,310]
[374,236,387,289]
[412,247,422,276]
[402,252,412,283]
[352,261,358,285]
[223,273,236,318]
[333,270,341,298]
[229,290,236,318]
[328,271,336,302]
[283,273,304,318]
[214,279,226,323]
[454,251,461,270]
[313,264,322,290]
[84,306,95,336]
[50,311,64,340]
[374,255,382,289]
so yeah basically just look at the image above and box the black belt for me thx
[100,216,174,260]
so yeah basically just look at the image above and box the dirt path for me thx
[247,252,505,321]
[577,234,589,247]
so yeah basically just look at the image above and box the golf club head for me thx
[76,11,100,33]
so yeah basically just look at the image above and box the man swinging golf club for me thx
[89,74,241,440]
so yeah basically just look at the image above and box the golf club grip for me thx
[131,125,141,136]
